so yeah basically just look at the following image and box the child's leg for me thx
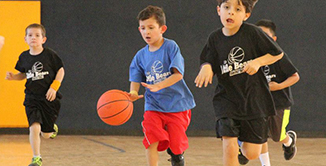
[241,141,263,160]
[29,122,41,157]
[146,142,159,166]
[259,142,271,166]
[222,136,239,166]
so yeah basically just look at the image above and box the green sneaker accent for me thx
[50,124,58,139]
[29,156,42,166]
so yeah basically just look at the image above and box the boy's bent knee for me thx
[41,132,52,139]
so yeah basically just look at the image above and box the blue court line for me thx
[82,137,126,153]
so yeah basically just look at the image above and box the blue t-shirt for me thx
[129,38,196,113]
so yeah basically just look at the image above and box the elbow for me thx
[294,72,300,82]
[177,73,183,81]
[277,52,284,61]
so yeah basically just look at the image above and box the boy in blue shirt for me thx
[129,5,196,166]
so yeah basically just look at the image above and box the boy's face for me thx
[138,16,167,47]
[25,27,46,48]
[259,26,277,41]
[217,0,251,34]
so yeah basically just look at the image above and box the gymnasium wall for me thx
[0,1,40,128]
[3,0,325,136]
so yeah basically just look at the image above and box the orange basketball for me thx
[97,89,133,126]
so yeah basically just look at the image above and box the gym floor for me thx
[0,135,324,166]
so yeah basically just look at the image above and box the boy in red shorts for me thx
[128,5,196,166]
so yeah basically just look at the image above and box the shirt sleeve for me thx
[253,26,283,57]
[200,32,220,75]
[51,50,64,72]
[278,53,299,77]
[168,42,184,75]
[15,53,25,73]
[129,52,145,83]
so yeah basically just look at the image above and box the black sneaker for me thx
[283,130,297,160]
[238,148,249,165]
[167,148,184,166]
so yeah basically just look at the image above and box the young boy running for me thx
[128,5,196,166]
[195,0,284,165]
[6,23,64,166]
[239,19,300,166]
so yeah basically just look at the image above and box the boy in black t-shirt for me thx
[240,19,299,166]
[195,0,284,165]
[6,23,64,166]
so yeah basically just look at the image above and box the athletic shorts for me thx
[24,95,61,133]
[141,110,191,155]
[216,117,268,144]
[268,107,291,142]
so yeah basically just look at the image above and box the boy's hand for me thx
[269,81,282,91]
[194,64,213,88]
[46,88,57,101]
[141,82,161,92]
[128,91,144,102]
[5,72,14,80]
[243,59,261,75]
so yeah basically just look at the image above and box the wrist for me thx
[129,90,138,96]
[50,80,61,91]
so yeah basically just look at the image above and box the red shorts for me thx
[141,110,191,155]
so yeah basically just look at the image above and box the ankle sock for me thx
[283,137,293,147]
[259,152,271,166]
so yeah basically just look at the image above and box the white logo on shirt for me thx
[146,60,171,84]
[26,61,49,81]
[263,65,276,82]
[220,46,252,76]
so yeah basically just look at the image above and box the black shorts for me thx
[268,107,291,142]
[216,117,268,144]
[24,95,61,133]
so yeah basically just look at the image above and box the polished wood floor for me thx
[0,135,324,166]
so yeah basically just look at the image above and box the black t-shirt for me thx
[262,53,298,109]
[201,22,283,120]
[15,47,64,97]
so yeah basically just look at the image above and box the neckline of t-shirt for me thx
[146,38,166,54]
[29,48,45,57]
[220,23,245,38]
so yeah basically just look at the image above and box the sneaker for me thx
[238,148,249,165]
[283,130,297,160]
[29,156,42,166]
[50,124,58,139]
[167,148,184,166]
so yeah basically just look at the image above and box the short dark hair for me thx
[217,0,258,13]
[137,5,166,27]
[25,23,46,37]
[256,19,276,36]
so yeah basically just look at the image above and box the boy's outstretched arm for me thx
[194,64,213,88]
[244,53,284,75]
[269,72,300,91]
[5,72,26,80]
[46,67,65,101]
[129,82,144,102]
[141,68,182,92]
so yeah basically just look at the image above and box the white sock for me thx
[259,152,271,166]
[283,137,293,147]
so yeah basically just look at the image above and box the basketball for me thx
[97,89,133,126]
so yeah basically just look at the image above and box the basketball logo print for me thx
[227,46,245,64]
[32,61,43,73]
[151,60,163,74]
[263,65,270,76]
